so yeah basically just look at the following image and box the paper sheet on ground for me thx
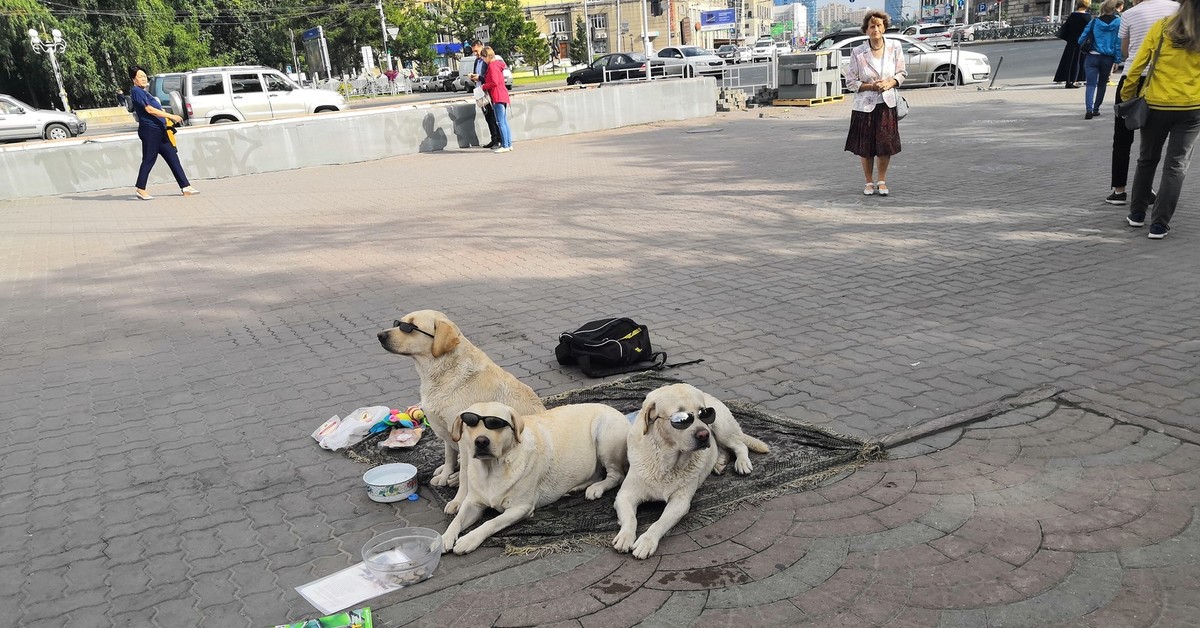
[296,561,403,615]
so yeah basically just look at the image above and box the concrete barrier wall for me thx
[0,79,717,201]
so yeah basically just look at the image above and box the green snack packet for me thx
[271,606,372,628]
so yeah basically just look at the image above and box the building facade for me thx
[520,0,774,59]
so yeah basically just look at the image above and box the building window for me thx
[590,14,607,29]
[550,16,567,33]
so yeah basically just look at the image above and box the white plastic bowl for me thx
[363,463,418,503]
[361,527,442,586]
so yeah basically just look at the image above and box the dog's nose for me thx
[475,435,490,449]
[377,331,387,344]
[695,429,710,441]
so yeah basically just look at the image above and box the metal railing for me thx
[316,75,414,98]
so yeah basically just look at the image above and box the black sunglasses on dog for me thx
[667,407,716,430]
[393,319,435,339]
[460,412,514,431]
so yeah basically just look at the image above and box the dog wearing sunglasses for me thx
[440,401,630,555]
[612,383,769,559]
[378,310,545,515]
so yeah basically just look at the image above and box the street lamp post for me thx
[27,28,71,113]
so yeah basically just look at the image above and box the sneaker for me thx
[1092,109,1102,117]
[493,146,512,153]
[1085,111,1094,120]
[1126,212,1145,227]
[1105,191,1127,205]
[1148,223,1170,239]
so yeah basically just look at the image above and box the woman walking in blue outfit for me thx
[129,66,198,200]
[1080,0,1124,119]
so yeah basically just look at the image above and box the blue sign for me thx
[977,2,987,12]
[433,42,465,55]
[699,9,736,31]
[301,27,323,41]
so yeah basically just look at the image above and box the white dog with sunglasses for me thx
[613,383,769,559]
[378,311,546,515]
[440,401,630,555]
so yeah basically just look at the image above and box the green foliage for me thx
[0,0,532,109]
[514,21,549,75]
[568,16,587,64]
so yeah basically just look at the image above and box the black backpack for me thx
[555,318,665,378]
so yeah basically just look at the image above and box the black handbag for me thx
[1115,34,1165,131]
[1079,22,1095,54]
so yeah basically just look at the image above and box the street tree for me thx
[569,16,587,64]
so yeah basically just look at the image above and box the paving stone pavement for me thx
[2,83,1199,627]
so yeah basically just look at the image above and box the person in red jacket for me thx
[481,47,512,153]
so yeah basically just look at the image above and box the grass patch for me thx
[512,71,573,86]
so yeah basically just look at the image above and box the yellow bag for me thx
[165,119,177,148]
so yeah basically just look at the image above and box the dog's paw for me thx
[432,463,446,477]
[441,533,457,554]
[447,471,460,487]
[733,458,753,475]
[631,534,659,560]
[712,461,727,475]
[430,474,450,487]
[613,528,637,553]
[444,499,461,515]
[452,531,484,555]
[584,483,607,500]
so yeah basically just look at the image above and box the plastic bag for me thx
[312,406,391,450]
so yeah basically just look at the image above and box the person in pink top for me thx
[481,47,513,153]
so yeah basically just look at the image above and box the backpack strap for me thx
[579,352,705,378]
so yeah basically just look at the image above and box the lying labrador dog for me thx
[378,310,545,514]
[441,401,630,555]
[612,383,769,559]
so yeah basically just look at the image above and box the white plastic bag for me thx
[472,85,490,107]
[312,406,391,450]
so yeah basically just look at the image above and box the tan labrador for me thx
[612,383,769,559]
[377,310,545,515]
[441,401,630,555]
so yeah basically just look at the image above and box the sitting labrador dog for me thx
[612,383,769,559]
[441,401,630,555]
[378,310,545,515]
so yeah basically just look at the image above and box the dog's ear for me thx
[450,413,464,442]
[509,410,524,444]
[431,317,461,357]
[639,399,657,435]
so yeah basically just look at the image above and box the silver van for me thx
[182,66,345,124]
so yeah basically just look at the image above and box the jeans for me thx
[1130,108,1200,227]
[1083,53,1114,113]
[494,103,512,148]
[135,124,190,189]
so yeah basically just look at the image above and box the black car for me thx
[567,53,663,85]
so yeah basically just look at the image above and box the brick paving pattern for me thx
[2,84,1198,626]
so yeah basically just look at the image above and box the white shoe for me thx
[863,183,875,196]
[493,147,512,153]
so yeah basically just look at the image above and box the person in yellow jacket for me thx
[1120,3,1200,239]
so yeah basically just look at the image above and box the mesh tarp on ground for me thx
[346,372,879,548]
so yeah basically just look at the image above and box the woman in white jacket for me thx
[843,10,908,196]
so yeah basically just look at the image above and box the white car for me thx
[775,41,794,54]
[751,39,777,62]
[182,66,344,124]
[0,94,86,141]
[655,46,726,77]
[902,24,954,48]
[829,35,991,88]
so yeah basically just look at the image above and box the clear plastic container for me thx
[361,527,442,586]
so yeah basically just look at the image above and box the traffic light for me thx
[651,0,663,16]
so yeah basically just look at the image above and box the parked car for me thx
[0,94,86,142]
[774,41,794,54]
[182,65,344,124]
[440,71,459,92]
[826,34,991,88]
[436,66,452,79]
[655,46,726,77]
[901,24,954,48]
[809,26,900,51]
[415,76,439,92]
[734,46,753,63]
[452,55,514,91]
[567,52,664,84]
